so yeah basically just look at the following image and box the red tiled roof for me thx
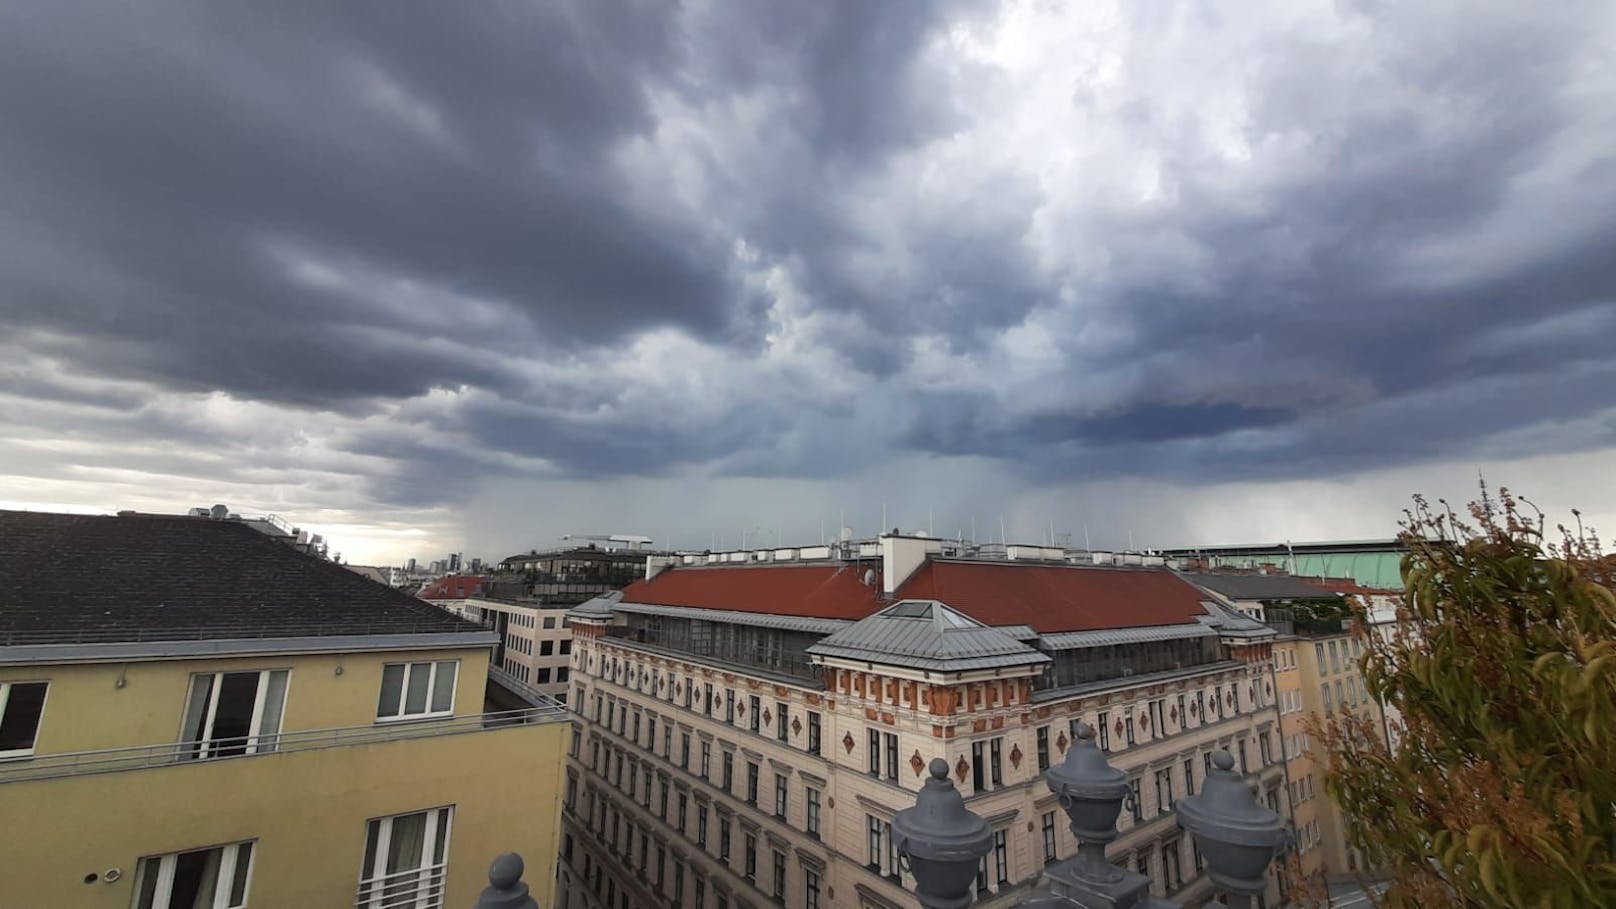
[896,560,1212,633]
[620,563,884,621]
[1301,577,1399,596]
[419,575,489,599]
[618,558,1213,633]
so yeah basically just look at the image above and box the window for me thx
[806,711,821,754]
[0,680,48,757]
[1155,767,1174,813]
[1041,811,1057,863]
[697,805,708,847]
[744,834,757,882]
[700,742,711,779]
[1259,732,1273,765]
[1162,840,1183,891]
[377,661,457,720]
[971,740,986,792]
[632,711,641,743]
[775,775,788,817]
[536,668,552,684]
[777,702,789,743]
[772,849,786,901]
[1176,694,1187,729]
[358,806,453,909]
[541,640,554,656]
[133,840,255,909]
[647,717,657,750]
[746,762,759,805]
[1322,684,1333,710]
[990,737,1003,787]
[680,732,691,767]
[1329,640,1340,673]
[1148,699,1165,738]
[544,616,557,629]
[695,878,706,909]
[804,869,821,909]
[1183,758,1195,797]
[181,670,288,759]
[749,695,761,733]
[722,751,734,790]
[1128,777,1143,822]
[723,688,733,723]
[868,729,881,776]
[719,818,732,860]
[678,793,689,833]
[560,640,572,655]
[664,725,673,757]
[805,787,821,838]
[704,683,714,715]
[1096,711,1110,751]
[1315,642,1325,668]
[1036,726,1050,771]
[674,862,685,908]
[884,731,899,781]
[993,830,1008,884]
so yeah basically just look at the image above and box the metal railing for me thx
[0,706,568,784]
[355,863,448,909]
[0,616,494,647]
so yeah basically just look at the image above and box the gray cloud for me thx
[2,0,1616,559]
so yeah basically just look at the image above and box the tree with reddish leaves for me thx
[1313,488,1616,908]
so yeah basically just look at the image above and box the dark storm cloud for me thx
[0,1,736,404]
[2,0,1616,520]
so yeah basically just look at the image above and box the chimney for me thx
[880,532,939,596]
[645,555,678,581]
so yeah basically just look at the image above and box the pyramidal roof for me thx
[806,599,1051,673]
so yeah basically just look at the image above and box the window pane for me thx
[133,857,162,909]
[180,675,214,753]
[405,663,432,715]
[229,842,254,907]
[431,662,457,713]
[387,812,429,873]
[0,682,49,752]
[210,673,261,757]
[256,671,288,749]
[378,664,405,717]
[171,847,224,909]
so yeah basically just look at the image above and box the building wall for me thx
[1289,630,1383,881]
[559,632,1289,909]
[430,597,578,702]
[0,646,491,752]
[0,646,569,908]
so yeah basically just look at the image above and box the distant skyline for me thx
[3,1,1615,565]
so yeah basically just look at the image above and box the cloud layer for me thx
[3,0,1615,561]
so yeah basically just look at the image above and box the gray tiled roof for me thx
[1038,622,1217,650]
[0,510,482,644]
[1177,572,1342,602]
[807,599,1051,672]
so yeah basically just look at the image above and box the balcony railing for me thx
[0,706,567,784]
[355,862,448,909]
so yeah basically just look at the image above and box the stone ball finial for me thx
[928,757,949,780]
[1212,751,1235,772]
[1074,720,1093,741]
[489,853,524,890]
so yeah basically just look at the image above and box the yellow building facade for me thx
[0,509,572,909]
[0,645,570,909]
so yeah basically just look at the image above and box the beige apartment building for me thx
[425,594,578,704]
[1186,573,1389,888]
[557,535,1297,909]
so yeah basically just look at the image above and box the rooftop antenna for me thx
[882,503,888,534]
[819,518,825,545]
[1128,529,1136,551]
[971,516,976,542]
[928,508,934,536]
[1084,524,1091,550]
[1000,514,1007,545]
[1049,519,1055,547]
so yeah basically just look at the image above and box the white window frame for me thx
[376,660,459,722]
[358,806,454,909]
[0,679,50,759]
[133,839,256,909]
[180,670,289,760]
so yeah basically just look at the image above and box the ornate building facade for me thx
[558,535,1292,909]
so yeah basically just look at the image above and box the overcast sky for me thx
[3,1,1615,565]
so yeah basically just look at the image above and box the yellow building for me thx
[0,510,570,909]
